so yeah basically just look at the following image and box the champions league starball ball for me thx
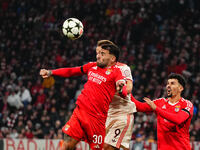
[62,18,84,40]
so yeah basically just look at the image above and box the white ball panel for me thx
[63,20,69,28]
[67,32,75,38]
[71,27,79,34]
[68,21,76,27]
[62,28,67,36]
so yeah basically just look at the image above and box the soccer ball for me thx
[62,18,84,40]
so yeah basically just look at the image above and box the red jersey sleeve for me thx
[182,100,194,116]
[131,95,153,112]
[155,100,193,125]
[52,62,96,77]
[131,95,162,112]
[82,62,97,73]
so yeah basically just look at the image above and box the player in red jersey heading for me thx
[96,40,136,150]
[131,73,193,150]
[40,40,126,150]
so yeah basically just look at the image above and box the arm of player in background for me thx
[126,79,133,94]
[143,97,193,125]
[117,64,133,98]
[131,95,153,112]
[155,105,193,125]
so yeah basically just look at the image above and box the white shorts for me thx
[104,114,134,149]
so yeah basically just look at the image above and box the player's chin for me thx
[97,62,105,68]
[167,93,172,98]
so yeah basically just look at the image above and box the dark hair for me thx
[97,40,114,46]
[97,40,120,61]
[168,73,186,89]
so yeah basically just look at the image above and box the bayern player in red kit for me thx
[131,73,193,150]
[40,41,127,150]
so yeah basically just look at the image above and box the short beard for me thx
[167,94,172,98]
[97,62,106,68]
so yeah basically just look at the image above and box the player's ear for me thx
[111,55,116,63]
[179,84,184,93]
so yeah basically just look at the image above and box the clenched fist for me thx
[40,69,51,78]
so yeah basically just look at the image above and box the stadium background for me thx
[0,0,199,149]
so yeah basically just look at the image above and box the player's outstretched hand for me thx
[143,97,157,110]
[40,69,51,78]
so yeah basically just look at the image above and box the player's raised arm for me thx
[40,62,96,78]
[40,67,83,78]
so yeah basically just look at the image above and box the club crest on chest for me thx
[105,69,112,75]
[175,105,181,112]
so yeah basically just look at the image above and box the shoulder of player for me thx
[153,97,167,103]
[84,62,97,68]
[180,97,193,108]
[114,63,130,70]
[115,62,130,69]
[87,61,97,66]
[153,97,166,101]
[116,62,127,67]
[82,62,97,72]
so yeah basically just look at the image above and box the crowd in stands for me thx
[0,0,199,145]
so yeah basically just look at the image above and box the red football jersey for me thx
[52,62,126,121]
[131,96,193,150]
[77,62,126,121]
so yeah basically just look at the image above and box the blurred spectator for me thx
[34,89,46,106]
[20,86,32,107]
[54,120,61,133]
[7,112,18,129]
[33,123,43,138]
[132,134,144,150]
[7,88,23,109]
[15,120,25,134]
[25,128,34,139]
[31,79,43,99]
[9,129,18,138]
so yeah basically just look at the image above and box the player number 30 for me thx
[93,135,102,144]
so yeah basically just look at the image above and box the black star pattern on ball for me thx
[75,22,81,29]
[66,27,73,33]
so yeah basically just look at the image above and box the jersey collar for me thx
[168,97,182,106]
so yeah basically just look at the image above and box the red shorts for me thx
[62,106,106,149]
